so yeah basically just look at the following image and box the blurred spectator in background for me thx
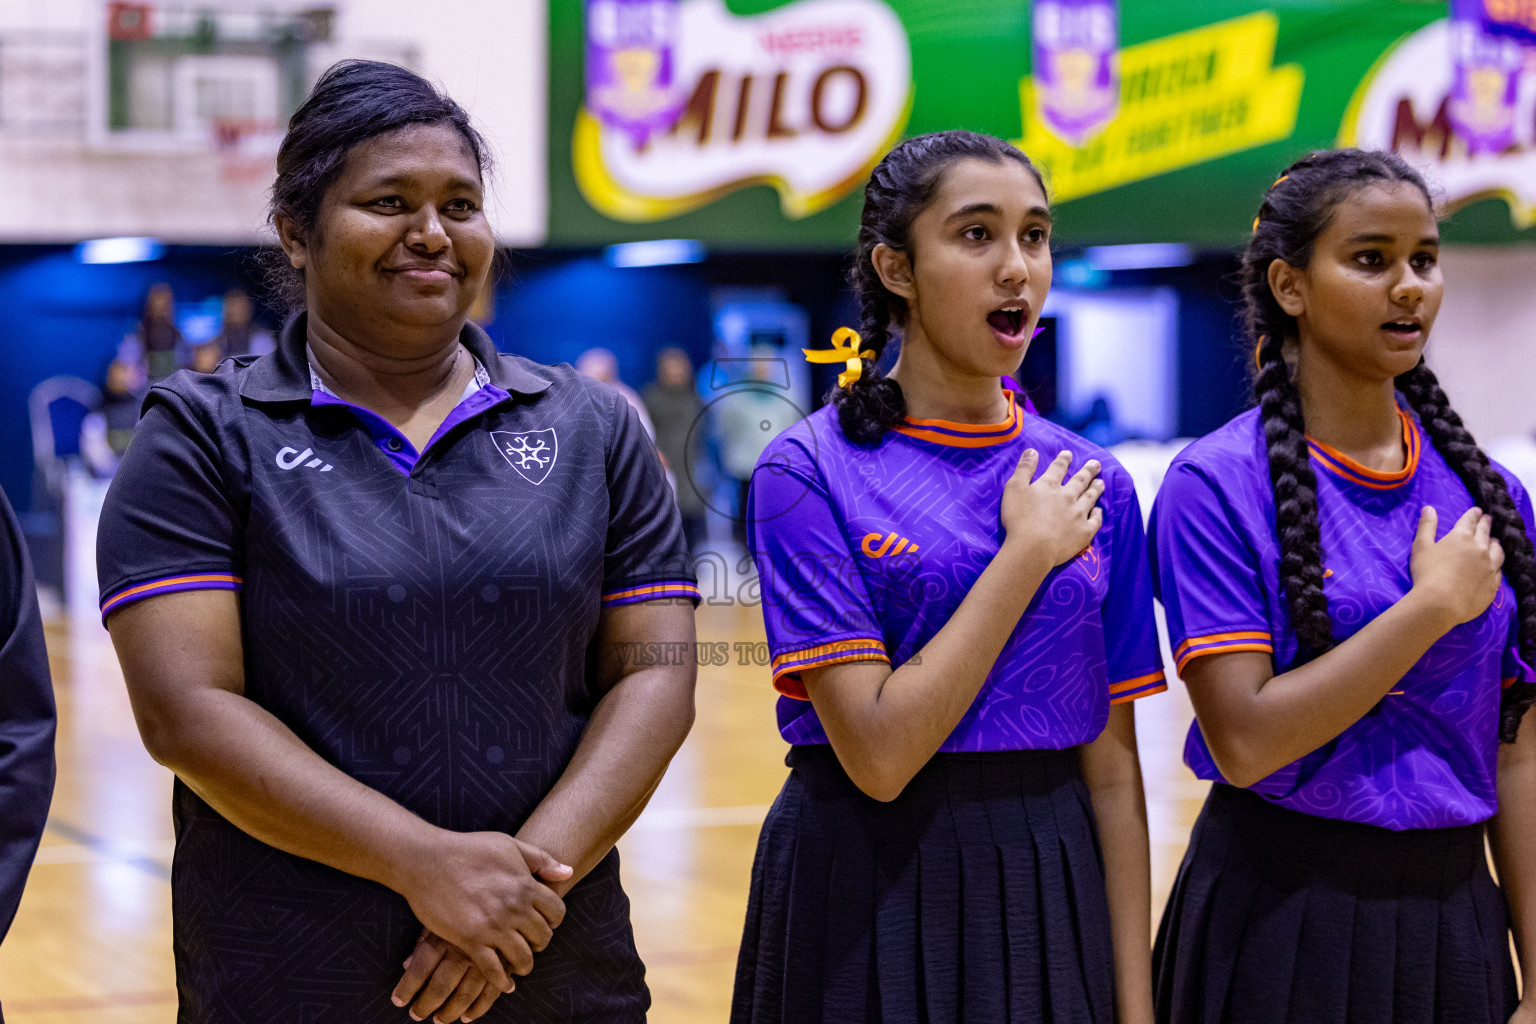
[644,347,707,551]
[1077,394,1127,448]
[188,342,223,375]
[715,346,802,545]
[137,283,184,383]
[81,359,145,477]
[212,289,274,358]
[577,346,655,439]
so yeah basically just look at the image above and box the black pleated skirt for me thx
[731,744,1115,1024]
[1153,783,1517,1024]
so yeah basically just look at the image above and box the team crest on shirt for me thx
[492,429,558,485]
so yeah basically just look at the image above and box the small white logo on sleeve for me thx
[276,446,333,472]
[492,429,558,485]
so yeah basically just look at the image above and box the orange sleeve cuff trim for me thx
[1111,682,1168,705]
[1174,631,1274,672]
[1109,671,1168,703]
[771,639,890,700]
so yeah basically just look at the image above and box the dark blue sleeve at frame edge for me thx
[0,485,58,941]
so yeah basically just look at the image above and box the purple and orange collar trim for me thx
[1307,408,1421,491]
[894,390,1025,448]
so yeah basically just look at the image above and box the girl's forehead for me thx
[1318,181,1437,241]
[926,158,1048,215]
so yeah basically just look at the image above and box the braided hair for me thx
[1245,148,1536,741]
[835,131,1046,445]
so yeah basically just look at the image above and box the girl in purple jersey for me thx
[1151,149,1536,1024]
[731,131,1165,1023]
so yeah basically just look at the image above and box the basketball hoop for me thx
[209,117,280,184]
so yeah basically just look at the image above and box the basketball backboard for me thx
[86,0,333,158]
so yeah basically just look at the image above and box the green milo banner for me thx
[548,1,1536,248]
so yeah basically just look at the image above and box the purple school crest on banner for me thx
[1032,0,1120,145]
[1449,0,1526,155]
[585,0,684,145]
[1460,0,1536,45]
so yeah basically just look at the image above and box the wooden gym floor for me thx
[0,602,1207,1022]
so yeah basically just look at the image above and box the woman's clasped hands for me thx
[390,830,573,1023]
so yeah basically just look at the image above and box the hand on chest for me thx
[848,487,1107,615]
[1287,488,1513,671]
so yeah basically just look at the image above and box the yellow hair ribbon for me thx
[1253,176,1288,232]
[803,327,876,389]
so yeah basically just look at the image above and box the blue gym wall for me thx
[0,243,1245,515]
[0,245,266,509]
[0,247,726,510]
[486,253,714,386]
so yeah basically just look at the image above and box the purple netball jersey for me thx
[748,390,1166,751]
[1152,405,1536,830]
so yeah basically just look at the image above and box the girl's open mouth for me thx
[1381,319,1423,340]
[987,306,1027,340]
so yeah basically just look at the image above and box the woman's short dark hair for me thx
[263,59,490,308]
[834,130,1047,445]
[1245,147,1536,741]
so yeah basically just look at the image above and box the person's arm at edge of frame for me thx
[1490,704,1536,1024]
[1079,702,1154,1024]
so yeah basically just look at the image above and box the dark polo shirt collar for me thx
[240,313,551,403]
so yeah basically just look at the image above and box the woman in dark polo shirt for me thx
[97,61,699,1024]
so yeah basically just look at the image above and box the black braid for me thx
[835,175,906,446]
[1243,148,1536,739]
[1396,363,1536,741]
[833,130,1046,445]
[1254,331,1335,654]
